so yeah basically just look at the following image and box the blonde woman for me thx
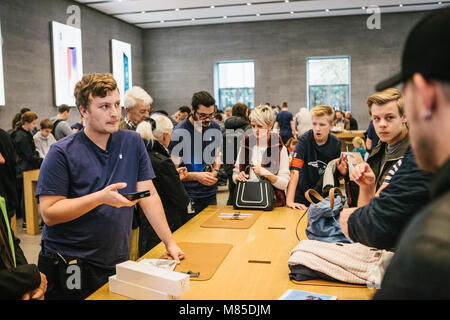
[233,104,290,206]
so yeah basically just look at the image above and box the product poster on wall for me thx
[111,39,132,106]
[0,19,5,106]
[51,21,83,107]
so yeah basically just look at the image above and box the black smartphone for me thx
[122,190,150,201]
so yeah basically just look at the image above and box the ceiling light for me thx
[290,11,294,14]
[325,8,329,12]
[175,8,179,11]
[192,18,195,21]
[256,13,260,16]
[362,6,366,10]
[141,11,145,14]
[160,20,164,23]
[210,5,215,8]
[247,2,252,5]
[285,0,289,3]
[399,4,403,7]
[224,16,227,19]
[438,1,442,4]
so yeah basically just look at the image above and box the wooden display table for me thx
[23,169,40,235]
[87,206,374,300]
[332,130,366,152]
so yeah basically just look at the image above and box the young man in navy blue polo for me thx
[169,91,222,217]
[36,73,184,299]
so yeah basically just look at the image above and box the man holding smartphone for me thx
[36,73,184,300]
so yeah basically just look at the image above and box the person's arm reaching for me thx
[136,179,184,263]
[39,182,138,226]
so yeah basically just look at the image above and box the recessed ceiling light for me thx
[256,13,260,16]
[290,11,294,14]
[192,18,195,21]
[362,6,366,10]
[247,2,252,5]
[224,16,227,19]
[160,20,164,23]
[141,11,145,14]
[325,8,329,12]
[175,8,179,11]
[210,5,215,8]
[285,0,289,3]
[438,1,442,4]
[399,4,403,7]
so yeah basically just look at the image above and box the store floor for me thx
[16,185,230,265]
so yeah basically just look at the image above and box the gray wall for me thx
[0,2,429,131]
[0,0,144,130]
[143,11,427,129]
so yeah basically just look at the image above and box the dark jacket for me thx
[348,116,358,130]
[367,131,410,190]
[0,129,18,218]
[223,116,250,173]
[11,127,42,178]
[374,158,450,299]
[1,198,41,299]
[137,140,190,256]
[348,147,433,250]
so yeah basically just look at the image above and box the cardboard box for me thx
[109,275,178,300]
[115,260,190,296]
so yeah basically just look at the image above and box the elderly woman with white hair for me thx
[233,104,290,207]
[135,113,190,256]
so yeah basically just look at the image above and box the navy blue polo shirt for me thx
[168,118,221,199]
[289,130,341,205]
[276,110,294,138]
[35,129,154,270]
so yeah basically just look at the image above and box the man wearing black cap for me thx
[373,6,450,299]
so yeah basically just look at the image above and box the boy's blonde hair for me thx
[352,136,366,149]
[249,104,275,127]
[310,105,334,123]
[366,88,405,116]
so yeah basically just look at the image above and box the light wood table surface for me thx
[332,130,366,152]
[23,169,40,235]
[87,205,375,300]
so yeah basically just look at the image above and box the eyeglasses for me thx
[195,111,216,120]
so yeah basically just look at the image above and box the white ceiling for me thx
[73,0,448,28]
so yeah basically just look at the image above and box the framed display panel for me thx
[51,21,83,107]
[0,18,5,106]
[111,39,132,106]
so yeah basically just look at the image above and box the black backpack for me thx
[52,119,63,137]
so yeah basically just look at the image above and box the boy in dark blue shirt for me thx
[286,105,344,209]
[36,73,184,299]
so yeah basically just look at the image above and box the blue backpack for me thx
[304,188,352,243]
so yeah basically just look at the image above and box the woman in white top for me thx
[233,105,290,206]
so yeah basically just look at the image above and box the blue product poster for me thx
[123,53,129,91]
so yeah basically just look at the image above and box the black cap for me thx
[376,6,450,91]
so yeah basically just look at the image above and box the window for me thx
[214,61,254,110]
[307,56,350,111]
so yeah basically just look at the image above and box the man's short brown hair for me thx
[74,73,118,112]
[58,104,71,114]
[366,88,405,116]
[40,119,53,130]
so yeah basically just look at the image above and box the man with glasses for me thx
[169,91,222,217]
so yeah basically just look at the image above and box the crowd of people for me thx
[0,7,449,300]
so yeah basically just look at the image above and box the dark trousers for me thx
[38,250,114,300]
[191,195,217,217]
[226,174,236,206]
